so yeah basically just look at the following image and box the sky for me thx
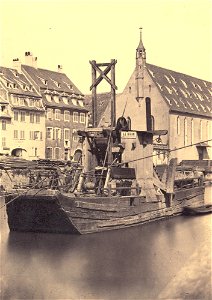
[0,0,211,94]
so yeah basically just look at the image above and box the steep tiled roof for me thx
[22,65,83,95]
[146,63,212,118]
[0,66,40,97]
[85,92,111,125]
[22,64,87,112]
[42,94,88,112]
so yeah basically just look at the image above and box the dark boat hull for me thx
[5,186,205,234]
[183,204,212,216]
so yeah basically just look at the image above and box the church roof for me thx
[146,63,212,118]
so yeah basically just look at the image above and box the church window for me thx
[191,119,194,144]
[200,120,203,140]
[184,118,188,146]
[177,116,180,135]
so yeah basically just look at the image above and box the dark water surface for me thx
[1,187,211,299]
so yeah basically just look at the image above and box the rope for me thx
[0,175,49,210]
[117,138,212,166]
[96,130,113,194]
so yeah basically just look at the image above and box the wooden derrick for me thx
[89,59,117,127]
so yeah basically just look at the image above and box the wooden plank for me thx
[166,158,177,193]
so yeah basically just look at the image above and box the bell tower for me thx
[136,27,146,103]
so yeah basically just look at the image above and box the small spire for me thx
[137,27,145,50]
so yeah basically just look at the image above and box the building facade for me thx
[113,34,212,164]
[0,66,45,159]
[20,52,88,161]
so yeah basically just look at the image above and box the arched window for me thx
[184,118,188,146]
[206,121,211,140]
[177,116,180,135]
[191,118,194,144]
[151,115,155,131]
[200,120,203,140]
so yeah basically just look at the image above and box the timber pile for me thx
[180,160,212,173]
[0,156,37,169]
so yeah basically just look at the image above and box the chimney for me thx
[13,58,22,74]
[58,65,63,72]
[25,51,37,68]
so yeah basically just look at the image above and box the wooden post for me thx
[111,59,116,127]
[91,60,97,127]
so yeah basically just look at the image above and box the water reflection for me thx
[1,187,211,299]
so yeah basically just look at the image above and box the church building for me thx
[109,30,212,164]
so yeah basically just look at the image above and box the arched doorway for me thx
[11,148,27,158]
[73,149,82,164]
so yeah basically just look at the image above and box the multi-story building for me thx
[97,34,212,164]
[20,52,88,161]
[0,66,45,159]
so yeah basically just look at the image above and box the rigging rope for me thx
[117,138,212,166]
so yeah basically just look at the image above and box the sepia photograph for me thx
[0,0,211,299]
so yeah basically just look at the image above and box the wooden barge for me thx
[4,128,205,234]
[3,60,206,234]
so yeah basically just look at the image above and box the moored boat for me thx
[183,204,212,216]
[3,60,206,234]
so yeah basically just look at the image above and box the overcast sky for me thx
[0,0,211,94]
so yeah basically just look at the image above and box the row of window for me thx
[11,95,42,107]
[13,111,41,123]
[46,127,79,142]
[13,130,43,140]
[176,117,210,146]
[47,109,86,123]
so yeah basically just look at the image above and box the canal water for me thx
[0,186,211,299]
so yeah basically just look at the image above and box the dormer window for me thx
[63,97,68,105]
[46,94,51,102]
[149,70,155,78]
[54,95,59,103]
[165,86,172,94]
[181,79,188,88]
[57,82,61,88]
[172,87,178,95]
[164,75,172,83]
[78,100,84,107]
[187,101,194,110]
[179,88,188,98]
[7,82,12,88]
[72,98,78,106]
[165,96,172,106]
[170,75,177,83]
[157,83,163,91]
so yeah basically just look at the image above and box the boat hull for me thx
[5,186,205,234]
